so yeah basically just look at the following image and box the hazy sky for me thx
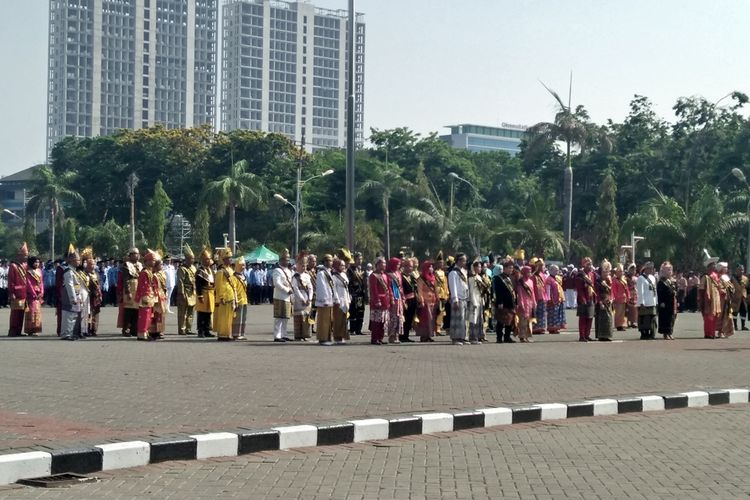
[1,0,749,176]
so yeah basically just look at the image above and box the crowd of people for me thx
[1,242,747,344]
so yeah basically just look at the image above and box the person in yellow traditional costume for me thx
[698,256,721,339]
[292,252,314,341]
[195,247,216,338]
[231,256,248,340]
[81,247,102,337]
[176,244,197,335]
[433,251,449,335]
[118,248,142,337]
[214,248,238,341]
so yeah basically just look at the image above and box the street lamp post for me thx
[731,168,750,271]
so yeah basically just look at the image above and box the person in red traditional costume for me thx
[575,257,597,342]
[515,265,536,343]
[698,256,721,339]
[368,257,390,345]
[611,263,630,332]
[415,260,438,342]
[135,249,161,341]
[24,255,44,336]
[529,258,548,334]
[8,242,29,337]
[118,248,142,337]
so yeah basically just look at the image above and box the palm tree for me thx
[494,194,567,259]
[524,77,588,247]
[358,163,409,258]
[625,187,748,270]
[25,165,84,259]
[203,159,265,253]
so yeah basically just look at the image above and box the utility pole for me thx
[126,172,139,248]
[345,0,356,250]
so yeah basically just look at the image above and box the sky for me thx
[1,0,749,177]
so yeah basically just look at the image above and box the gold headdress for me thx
[338,247,353,264]
[183,243,195,259]
[19,242,29,257]
[80,246,94,261]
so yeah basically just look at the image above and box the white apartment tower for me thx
[221,0,365,149]
[47,0,218,155]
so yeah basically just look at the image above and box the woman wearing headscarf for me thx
[515,265,536,343]
[595,259,614,341]
[385,257,404,344]
[368,257,390,345]
[332,257,351,344]
[545,265,565,334]
[24,255,44,336]
[656,261,677,340]
[611,263,630,331]
[626,263,639,328]
[717,262,735,338]
[415,260,438,342]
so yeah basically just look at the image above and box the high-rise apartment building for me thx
[47,0,218,156]
[221,0,365,150]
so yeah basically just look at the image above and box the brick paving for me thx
[0,306,749,454]
[1,405,748,499]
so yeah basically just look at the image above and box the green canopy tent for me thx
[245,245,279,264]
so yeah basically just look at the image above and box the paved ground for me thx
[1,405,748,499]
[0,305,748,455]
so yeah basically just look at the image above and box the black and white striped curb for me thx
[1,388,747,485]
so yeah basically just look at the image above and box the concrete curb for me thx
[1,388,748,486]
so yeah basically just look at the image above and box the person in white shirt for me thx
[164,258,177,314]
[315,254,338,345]
[291,253,314,341]
[448,253,469,345]
[332,257,351,344]
[271,250,293,342]
[467,259,485,344]
[636,261,658,340]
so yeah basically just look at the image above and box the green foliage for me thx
[142,180,173,251]
[593,172,619,262]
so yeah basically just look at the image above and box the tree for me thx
[142,180,173,251]
[193,205,211,250]
[494,193,567,259]
[593,172,620,262]
[203,159,265,252]
[25,165,84,260]
[524,79,589,247]
[357,162,409,258]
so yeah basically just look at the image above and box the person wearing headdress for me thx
[7,242,29,336]
[231,256,249,340]
[433,251,449,335]
[385,257,404,344]
[176,244,197,335]
[626,263,639,328]
[23,254,44,336]
[291,252,314,341]
[730,264,748,332]
[716,262,734,338]
[636,261,658,340]
[315,253,338,345]
[493,258,517,343]
[698,256,721,339]
[656,261,677,340]
[214,247,238,341]
[81,247,102,337]
[368,256,390,345]
[117,247,142,337]
[135,249,160,341]
[415,260,438,342]
[545,264,566,334]
[272,248,294,342]
[332,257,351,344]
[515,265,536,343]
[195,247,216,338]
[611,263,630,332]
[447,253,469,345]
[306,254,318,331]
[149,253,167,338]
[400,257,419,343]
[60,247,85,340]
[467,259,487,344]
[530,258,548,334]
[346,251,367,336]
[575,257,597,342]
[594,259,614,341]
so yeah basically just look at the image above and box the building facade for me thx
[221,0,365,150]
[442,124,527,156]
[47,0,218,156]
